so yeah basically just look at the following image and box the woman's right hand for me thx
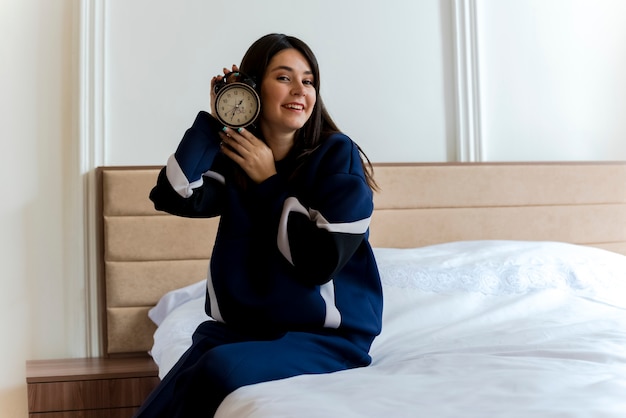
[210,64,239,116]
[219,126,276,184]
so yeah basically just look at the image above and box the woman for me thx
[135,33,382,418]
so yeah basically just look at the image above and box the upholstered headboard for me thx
[97,162,626,355]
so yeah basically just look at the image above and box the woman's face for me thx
[259,48,317,136]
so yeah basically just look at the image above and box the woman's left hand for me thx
[210,65,238,117]
[219,127,277,184]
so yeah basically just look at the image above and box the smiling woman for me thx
[134,33,382,418]
[257,49,317,146]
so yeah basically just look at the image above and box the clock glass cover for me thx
[215,80,260,128]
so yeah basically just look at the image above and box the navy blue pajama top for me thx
[150,111,383,346]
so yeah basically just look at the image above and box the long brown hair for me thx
[239,33,378,191]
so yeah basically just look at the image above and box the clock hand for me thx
[229,103,239,117]
[229,100,244,118]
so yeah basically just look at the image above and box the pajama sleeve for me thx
[165,111,224,198]
[149,111,226,218]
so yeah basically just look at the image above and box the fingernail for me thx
[237,127,243,133]
[222,126,228,132]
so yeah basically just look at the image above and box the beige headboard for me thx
[98,162,626,355]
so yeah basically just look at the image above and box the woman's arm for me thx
[261,134,374,285]
[281,173,372,285]
[149,111,226,217]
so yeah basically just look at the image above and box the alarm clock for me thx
[213,71,261,128]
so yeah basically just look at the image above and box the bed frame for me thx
[97,162,626,356]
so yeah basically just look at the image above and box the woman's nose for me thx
[291,83,305,96]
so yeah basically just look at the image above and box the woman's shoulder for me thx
[311,132,365,175]
[317,132,361,157]
[322,131,352,146]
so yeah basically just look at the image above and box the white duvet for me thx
[149,241,626,418]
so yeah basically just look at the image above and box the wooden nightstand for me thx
[26,356,159,418]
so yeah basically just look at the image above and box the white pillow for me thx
[151,296,211,378]
[374,241,626,302]
[149,241,626,327]
[148,279,206,326]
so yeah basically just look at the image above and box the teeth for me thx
[285,104,303,110]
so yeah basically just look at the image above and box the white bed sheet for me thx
[149,241,626,417]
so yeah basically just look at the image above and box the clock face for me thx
[215,83,261,128]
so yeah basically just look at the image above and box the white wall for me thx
[2,1,626,417]
[477,0,626,160]
[102,0,626,165]
[103,0,455,165]
[1,0,80,417]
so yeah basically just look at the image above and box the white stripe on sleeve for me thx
[166,154,203,198]
[309,209,371,234]
[277,197,372,265]
[277,197,310,265]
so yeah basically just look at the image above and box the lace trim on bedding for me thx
[374,241,626,297]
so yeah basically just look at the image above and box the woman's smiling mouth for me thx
[284,103,304,111]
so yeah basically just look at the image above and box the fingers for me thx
[210,75,221,92]
[218,127,276,183]
[222,64,239,75]
[210,64,236,112]
[220,127,251,150]
[212,64,239,88]
[219,127,243,156]
[219,126,269,164]
[212,64,239,95]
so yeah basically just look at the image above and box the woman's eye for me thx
[303,79,314,86]
[277,76,290,81]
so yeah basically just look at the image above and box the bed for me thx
[98,162,626,417]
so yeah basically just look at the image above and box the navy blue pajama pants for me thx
[133,320,372,418]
